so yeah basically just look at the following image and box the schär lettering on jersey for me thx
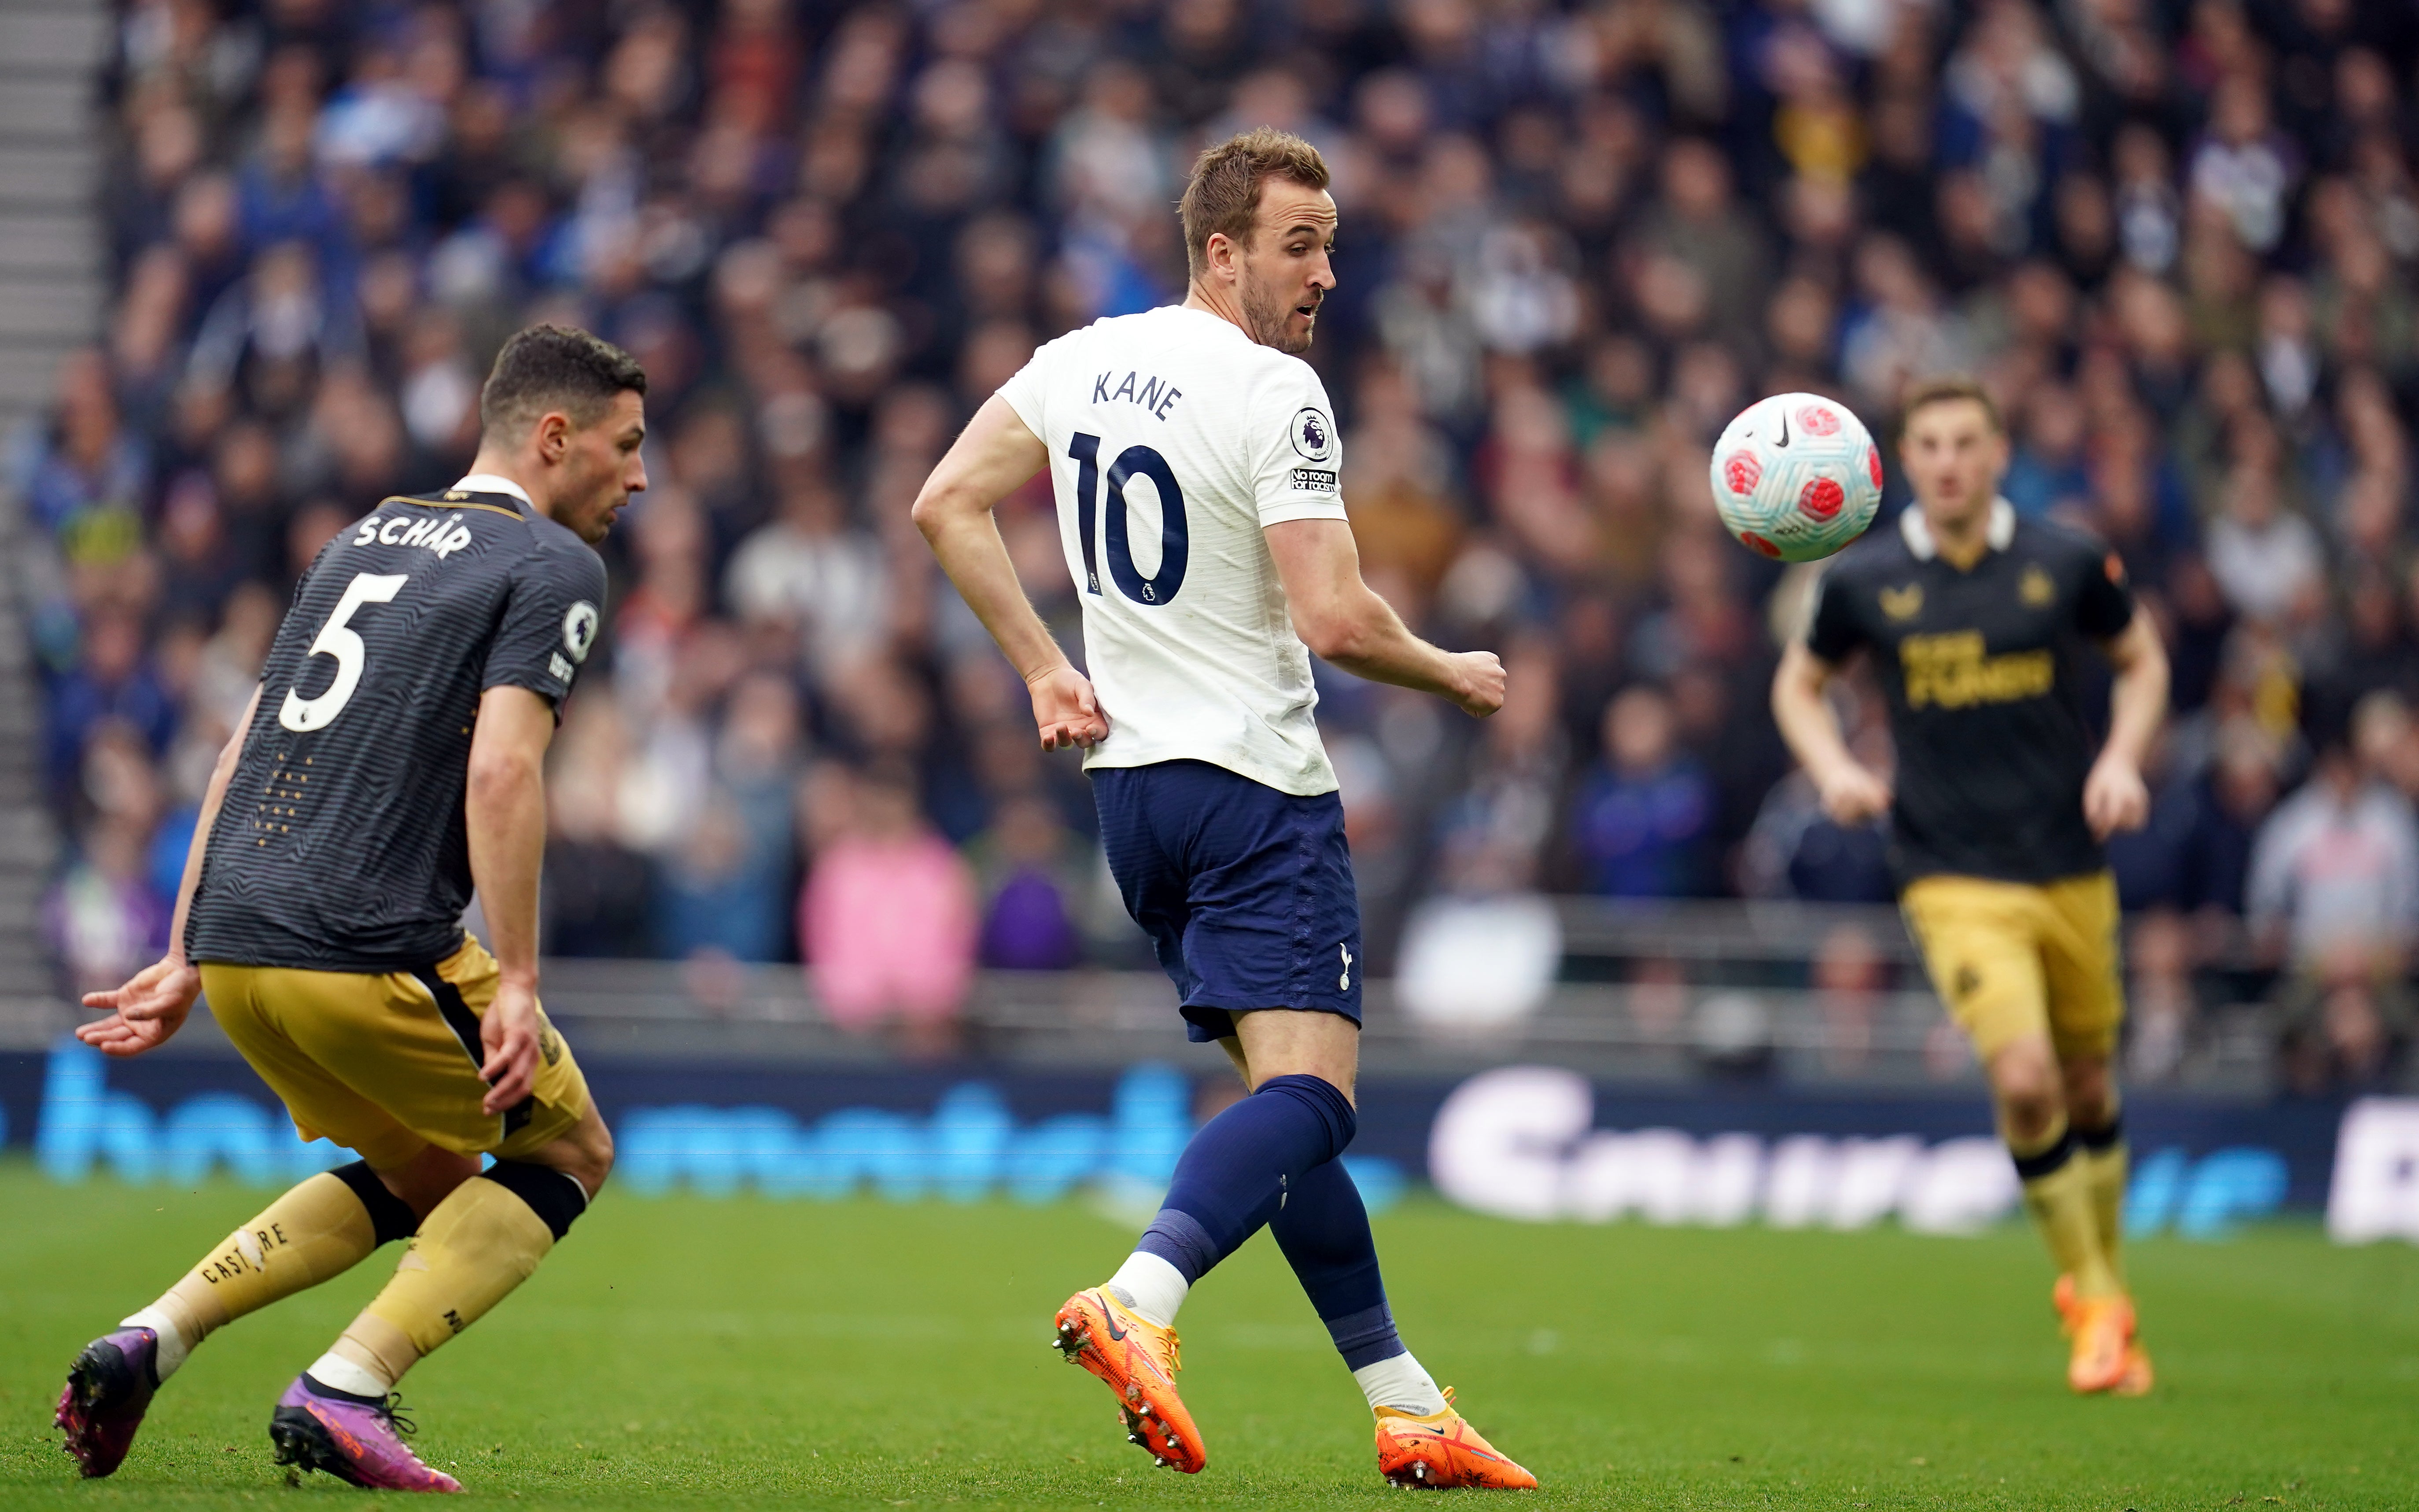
[349,510,476,559]
[999,305,1347,796]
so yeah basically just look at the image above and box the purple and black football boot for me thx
[56,1327,161,1478]
[269,1374,462,1493]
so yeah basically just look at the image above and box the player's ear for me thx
[533,410,573,464]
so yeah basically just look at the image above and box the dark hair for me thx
[1179,127,1331,280]
[477,324,647,439]
[1898,375,2003,434]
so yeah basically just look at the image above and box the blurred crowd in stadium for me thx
[13,0,2419,1089]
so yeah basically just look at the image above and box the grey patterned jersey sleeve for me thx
[483,531,607,710]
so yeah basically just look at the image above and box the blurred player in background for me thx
[1771,377,2170,1394]
[914,129,1534,1488]
[58,327,643,1491]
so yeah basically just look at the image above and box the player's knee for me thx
[1997,1089,2060,1145]
[377,1146,482,1221]
[582,1121,616,1192]
[553,1112,614,1196]
[2060,1059,2115,1127]
[1988,1054,2063,1141]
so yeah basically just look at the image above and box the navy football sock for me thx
[1134,1073,1357,1284]
[1270,1155,1405,1368]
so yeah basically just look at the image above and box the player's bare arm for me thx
[911,395,1108,752]
[1771,639,1892,825]
[1264,519,1504,718]
[2083,607,2168,840]
[464,684,557,1116]
[76,683,264,1056]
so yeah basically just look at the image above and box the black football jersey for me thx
[1803,504,2135,886]
[185,486,606,971]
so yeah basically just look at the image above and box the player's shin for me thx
[2074,1111,2128,1285]
[125,1162,417,1381]
[313,1161,588,1395]
[1113,1074,1357,1321]
[1271,1156,1446,1414]
[2011,1119,2119,1299]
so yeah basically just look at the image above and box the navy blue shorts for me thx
[1092,759,1363,1043]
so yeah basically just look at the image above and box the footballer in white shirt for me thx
[914,128,1531,1490]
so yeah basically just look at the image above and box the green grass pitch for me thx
[1,1162,2414,1509]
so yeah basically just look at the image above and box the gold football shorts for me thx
[1899,870,2125,1063]
[199,935,589,1167]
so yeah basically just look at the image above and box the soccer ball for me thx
[1707,393,1883,563]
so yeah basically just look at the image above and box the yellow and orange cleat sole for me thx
[1052,1289,1206,1474]
[1373,1389,1538,1490]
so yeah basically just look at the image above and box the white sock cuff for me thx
[1353,1350,1447,1416]
[120,1306,190,1380]
[306,1350,394,1398]
[1106,1250,1190,1329]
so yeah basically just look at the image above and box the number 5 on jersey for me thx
[280,572,409,732]
[1069,433,1188,605]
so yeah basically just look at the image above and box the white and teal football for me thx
[1707,393,1883,563]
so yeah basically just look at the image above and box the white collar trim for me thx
[1900,497,2016,560]
[451,473,533,507]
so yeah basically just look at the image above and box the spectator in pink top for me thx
[799,762,977,1051]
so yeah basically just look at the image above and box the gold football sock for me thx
[2074,1114,2128,1288]
[130,1163,419,1378]
[2010,1122,2120,1300]
[331,1163,588,1387]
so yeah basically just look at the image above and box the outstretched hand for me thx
[77,956,202,1058]
[1029,664,1110,752]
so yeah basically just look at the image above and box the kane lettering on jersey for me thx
[185,479,606,971]
[996,304,1350,796]
[1803,498,2135,886]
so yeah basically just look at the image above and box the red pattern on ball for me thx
[1797,404,1841,437]
[1722,450,1762,495]
[1866,445,1882,489]
[1740,530,1783,558]
[1799,477,1844,519]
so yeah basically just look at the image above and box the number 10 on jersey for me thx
[1069,433,1188,606]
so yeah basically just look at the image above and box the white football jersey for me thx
[997,304,1348,795]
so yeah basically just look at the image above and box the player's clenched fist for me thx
[1814,761,1893,826]
[1446,651,1507,718]
[2082,753,2150,840]
[1028,663,1110,752]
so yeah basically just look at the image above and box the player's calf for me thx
[56,1160,421,1477]
[309,1157,593,1398]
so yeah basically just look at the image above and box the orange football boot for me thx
[2065,1293,2136,1394]
[2054,1276,2153,1395]
[1373,1388,1538,1490]
[1052,1289,1206,1473]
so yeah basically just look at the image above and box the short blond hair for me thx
[1178,127,1331,280]
[1899,375,2003,434]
